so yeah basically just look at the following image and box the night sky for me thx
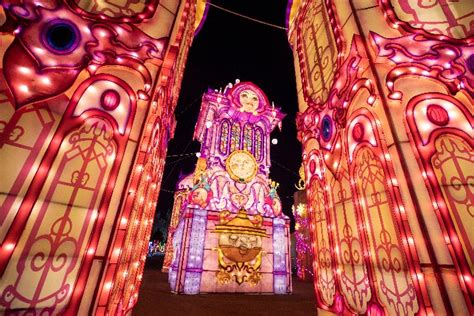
[152,0,301,240]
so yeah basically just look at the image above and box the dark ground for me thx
[134,258,317,316]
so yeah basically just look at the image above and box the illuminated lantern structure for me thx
[0,0,208,314]
[168,81,292,294]
[162,173,193,272]
[293,166,313,281]
[287,0,473,315]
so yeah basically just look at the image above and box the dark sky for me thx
[153,0,301,239]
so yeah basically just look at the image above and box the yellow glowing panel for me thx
[1,118,116,311]
[390,0,474,39]
[74,0,149,18]
[299,0,338,104]
[327,159,371,313]
[309,177,335,306]
[432,135,474,274]
[355,148,418,316]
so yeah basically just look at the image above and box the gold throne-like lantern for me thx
[213,209,266,285]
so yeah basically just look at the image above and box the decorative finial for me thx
[295,164,306,190]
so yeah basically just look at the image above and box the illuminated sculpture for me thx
[293,165,313,281]
[162,173,193,272]
[0,0,207,314]
[168,81,292,294]
[287,0,473,315]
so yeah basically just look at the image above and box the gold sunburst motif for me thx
[213,209,266,285]
[226,150,258,183]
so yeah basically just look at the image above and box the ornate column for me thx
[287,0,473,314]
[0,0,203,314]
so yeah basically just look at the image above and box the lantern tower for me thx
[168,81,292,294]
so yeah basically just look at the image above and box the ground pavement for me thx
[133,257,317,316]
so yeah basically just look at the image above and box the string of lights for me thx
[166,152,197,158]
[160,188,176,194]
[176,96,202,118]
[271,159,299,176]
[161,138,194,187]
[208,3,287,31]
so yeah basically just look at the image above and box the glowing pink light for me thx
[445,50,455,56]
[91,211,98,221]
[19,85,29,93]
[367,95,375,104]
[390,91,402,100]
[41,77,52,85]
[399,206,405,214]
[464,275,472,283]
[5,243,15,251]
[18,66,31,75]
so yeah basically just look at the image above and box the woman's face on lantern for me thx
[191,187,207,205]
[239,89,259,112]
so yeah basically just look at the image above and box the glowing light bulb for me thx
[41,77,52,85]
[271,138,278,145]
[18,66,31,74]
[5,243,15,251]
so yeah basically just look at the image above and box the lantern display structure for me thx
[287,0,473,315]
[168,81,292,294]
[162,173,193,272]
[292,169,313,281]
[0,0,208,314]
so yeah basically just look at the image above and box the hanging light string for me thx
[271,159,299,177]
[161,137,195,187]
[165,154,195,166]
[176,96,202,118]
[208,2,287,31]
[161,188,176,194]
[166,152,197,158]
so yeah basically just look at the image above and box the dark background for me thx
[152,0,301,241]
